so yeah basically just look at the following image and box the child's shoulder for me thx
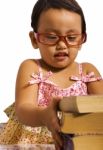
[19,59,39,69]
[20,58,38,65]
[81,62,101,76]
[17,59,40,75]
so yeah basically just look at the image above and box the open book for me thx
[59,95,103,113]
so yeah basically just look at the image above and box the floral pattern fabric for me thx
[0,61,102,144]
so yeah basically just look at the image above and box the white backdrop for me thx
[0,0,103,122]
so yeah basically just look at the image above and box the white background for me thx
[0,0,103,122]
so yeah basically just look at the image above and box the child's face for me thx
[33,8,83,68]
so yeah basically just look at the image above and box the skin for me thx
[15,8,103,150]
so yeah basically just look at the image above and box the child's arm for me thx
[83,63,103,94]
[15,59,58,127]
[15,59,41,126]
[15,59,62,148]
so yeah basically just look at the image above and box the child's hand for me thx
[41,97,63,150]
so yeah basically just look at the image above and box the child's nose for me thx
[56,37,68,49]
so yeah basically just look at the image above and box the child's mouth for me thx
[54,52,68,60]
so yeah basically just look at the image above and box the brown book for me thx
[72,136,103,150]
[59,95,103,113]
[61,113,103,150]
[59,95,103,134]
[60,112,103,134]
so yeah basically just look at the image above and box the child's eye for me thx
[67,35,77,41]
[45,34,58,40]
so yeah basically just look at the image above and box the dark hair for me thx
[31,0,86,34]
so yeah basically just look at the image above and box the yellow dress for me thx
[0,103,53,144]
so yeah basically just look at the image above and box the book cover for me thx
[59,95,103,113]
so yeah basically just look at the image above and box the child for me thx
[0,0,103,149]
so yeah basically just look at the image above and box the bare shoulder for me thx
[18,59,39,75]
[16,59,39,85]
[19,59,38,71]
[82,62,103,94]
[82,62,102,77]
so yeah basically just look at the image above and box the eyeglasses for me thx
[34,32,86,47]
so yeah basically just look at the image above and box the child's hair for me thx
[31,0,86,34]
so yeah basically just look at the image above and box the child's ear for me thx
[29,31,38,49]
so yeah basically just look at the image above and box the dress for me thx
[0,60,102,145]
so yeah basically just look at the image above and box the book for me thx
[59,95,103,113]
[59,95,103,134]
[72,135,103,150]
[60,112,103,149]
[60,112,103,134]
